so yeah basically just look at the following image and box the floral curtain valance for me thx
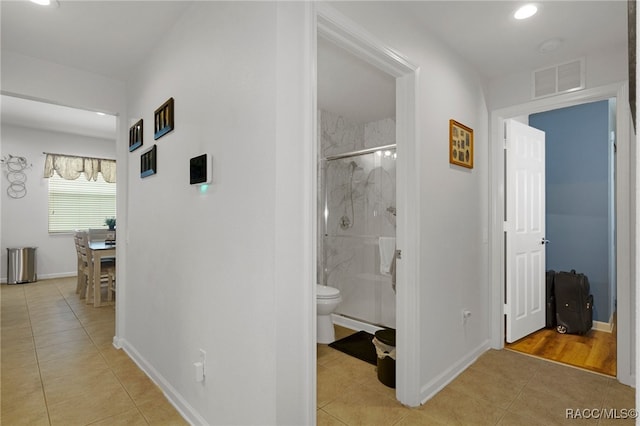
[43,153,116,183]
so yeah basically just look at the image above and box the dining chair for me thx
[75,231,115,304]
[107,268,116,302]
[73,231,86,295]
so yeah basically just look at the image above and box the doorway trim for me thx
[488,82,633,387]
[315,3,422,406]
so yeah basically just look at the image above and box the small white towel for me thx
[379,237,396,275]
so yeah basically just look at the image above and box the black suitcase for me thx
[545,270,556,329]
[554,270,593,334]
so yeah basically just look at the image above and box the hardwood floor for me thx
[505,323,616,376]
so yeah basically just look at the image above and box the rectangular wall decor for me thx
[154,97,174,140]
[449,119,474,169]
[140,144,157,178]
[129,119,143,152]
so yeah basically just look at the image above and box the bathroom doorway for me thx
[315,4,421,406]
[317,35,397,331]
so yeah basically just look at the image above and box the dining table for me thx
[87,241,116,307]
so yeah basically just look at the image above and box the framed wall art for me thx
[140,144,157,178]
[154,97,174,140]
[449,119,473,169]
[129,119,143,152]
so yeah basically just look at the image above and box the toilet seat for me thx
[317,284,340,299]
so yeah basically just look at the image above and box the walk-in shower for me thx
[319,140,397,329]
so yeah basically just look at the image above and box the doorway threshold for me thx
[504,326,616,377]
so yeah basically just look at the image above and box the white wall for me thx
[123,2,314,424]
[0,124,115,281]
[329,2,491,402]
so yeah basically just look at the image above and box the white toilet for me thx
[316,284,342,344]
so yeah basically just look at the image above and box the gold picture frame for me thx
[449,119,473,169]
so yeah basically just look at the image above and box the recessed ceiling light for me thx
[30,0,59,6]
[514,4,538,20]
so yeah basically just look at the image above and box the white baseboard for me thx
[1,271,76,284]
[119,339,208,425]
[419,340,491,405]
[592,319,614,333]
[332,314,385,335]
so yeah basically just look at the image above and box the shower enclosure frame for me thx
[320,144,397,329]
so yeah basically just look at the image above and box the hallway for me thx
[1,278,635,425]
[0,277,186,425]
[319,327,634,425]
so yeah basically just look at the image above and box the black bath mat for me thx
[329,330,377,366]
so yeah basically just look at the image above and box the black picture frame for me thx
[141,144,157,178]
[129,119,143,152]
[154,97,174,140]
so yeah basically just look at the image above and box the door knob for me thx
[541,238,550,245]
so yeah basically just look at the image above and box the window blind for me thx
[48,172,116,233]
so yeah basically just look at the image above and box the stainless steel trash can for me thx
[7,247,37,284]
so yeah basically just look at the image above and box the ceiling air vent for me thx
[532,58,585,99]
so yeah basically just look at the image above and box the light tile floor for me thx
[1,277,187,426]
[318,326,636,425]
[2,278,635,425]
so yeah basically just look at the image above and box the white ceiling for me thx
[1,95,117,140]
[1,0,194,81]
[400,1,627,81]
[0,0,629,133]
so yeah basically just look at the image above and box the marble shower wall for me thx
[320,110,395,157]
[318,110,397,328]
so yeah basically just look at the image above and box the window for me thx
[48,172,116,233]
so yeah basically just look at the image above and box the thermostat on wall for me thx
[190,154,212,185]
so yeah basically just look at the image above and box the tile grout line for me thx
[23,284,54,426]
[57,280,151,426]
[493,353,545,425]
[57,280,149,426]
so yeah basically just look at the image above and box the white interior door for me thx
[505,119,546,343]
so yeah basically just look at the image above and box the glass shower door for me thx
[322,148,396,328]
